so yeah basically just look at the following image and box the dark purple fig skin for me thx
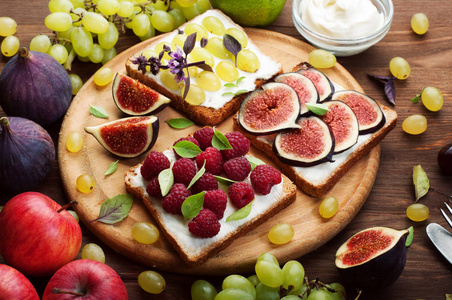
[0,116,55,195]
[0,48,72,126]
[438,144,452,176]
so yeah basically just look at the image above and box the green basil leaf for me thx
[306,103,329,116]
[226,200,254,222]
[222,92,235,96]
[413,164,429,202]
[166,118,195,129]
[246,156,266,171]
[173,140,202,158]
[212,130,232,150]
[213,175,236,186]
[181,191,205,222]
[410,94,420,103]
[159,166,174,197]
[224,83,237,88]
[405,226,414,247]
[90,194,133,224]
[234,89,248,96]
[89,104,109,119]
[236,76,246,85]
[104,160,119,176]
[188,161,206,189]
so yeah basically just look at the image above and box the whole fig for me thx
[0,47,72,126]
[0,116,55,195]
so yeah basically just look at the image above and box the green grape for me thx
[406,203,429,222]
[309,49,336,69]
[268,223,294,245]
[71,7,86,26]
[235,50,260,73]
[102,47,117,65]
[81,243,105,263]
[30,34,52,53]
[70,0,85,8]
[76,174,95,193]
[138,271,166,294]
[82,12,109,34]
[47,44,68,64]
[160,69,180,90]
[389,56,410,80]
[196,71,221,91]
[182,84,206,105]
[186,57,200,77]
[132,13,151,37]
[0,17,17,37]
[256,282,279,300]
[98,22,119,50]
[172,33,187,49]
[402,114,427,135]
[117,1,135,18]
[202,16,225,35]
[197,0,211,12]
[421,86,443,112]
[1,35,19,57]
[411,13,429,35]
[255,260,284,288]
[307,289,332,300]
[88,44,104,64]
[153,0,169,10]
[288,283,307,299]
[215,61,239,82]
[247,275,260,287]
[77,55,90,62]
[222,275,256,299]
[190,47,215,67]
[184,23,209,41]
[93,67,114,86]
[98,0,120,15]
[319,196,339,219]
[191,279,217,300]
[327,283,346,300]
[256,252,279,266]
[71,26,93,57]
[282,296,302,300]
[58,26,74,40]
[176,0,196,7]
[182,3,204,20]
[45,12,73,32]
[67,210,80,222]
[169,8,186,28]
[139,25,156,41]
[66,131,83,152]
[48,0,74,13]
[132,222,160,244]
[282,260,305,291]
[214,288,254,300]
[150,10,175,33]
[205,37,230,60]
[225,28,248,48]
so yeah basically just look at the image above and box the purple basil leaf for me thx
[384,78,396,105]
[182,76,191,100]
[200,37,208,48]
[368,73,394,83]
[159,50,165,60]
[223,34,242,67]
[183,32,197,55]
[197,63,213,73]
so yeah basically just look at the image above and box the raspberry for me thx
[220,131,250,160]
[162,183,191,215]
[193,127,214,150]
[223,156,251,181]
[188,208,221,238]
[173,136,201,158]
[203,189,227,219]
[140,151,170,181]
[191,172,219,194]
[228,181,255,208]
[146,177,162,198]
[172,158,197,186]
[250,164,282,195]
[196,147,223,175]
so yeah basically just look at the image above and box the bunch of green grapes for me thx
[191,252,346,300]
[0,17,19,57]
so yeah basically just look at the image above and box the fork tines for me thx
[440,202,452,229]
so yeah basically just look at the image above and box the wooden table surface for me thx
[1,0,452,299]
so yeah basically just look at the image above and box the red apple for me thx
[42,259,129,299]
[0,192,82,277]
[0,264,40,300]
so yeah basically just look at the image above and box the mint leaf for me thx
[173,140,202,158]
[413,164,429,202]
[104,160,119,176]
[89,104,109,119]
[181,191,205,222]
[159,166,174,197]
[90,194,133,224]
[212,131,232,150]
[166,118,195,129]
[227,200,254,222]
[405,226,414,247]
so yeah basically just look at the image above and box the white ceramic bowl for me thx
[292,0,394,56]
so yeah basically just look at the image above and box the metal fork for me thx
[440,202,452,229]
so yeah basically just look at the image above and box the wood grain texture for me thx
[1,0,452,299]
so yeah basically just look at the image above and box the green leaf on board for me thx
[89,104,109,119]
[166,118,195,129]
[90,194,133,224]
[173,140,202,158]
[226,200,254,222]
[181,191,205,222]
[413,164,429,202]
[212,130,232,150]
[405,226,414,247]
[104,160,119,176]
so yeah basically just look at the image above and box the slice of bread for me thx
[125,9,282,126]
[124,137,296,266]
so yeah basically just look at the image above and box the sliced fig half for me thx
[275,72,319,116]
[320,100,359,154]
[295,64,334,102]
[273,116,334,167]
[332,90,386,134]
[85,116,159,158]
[335,227,409,290]
[112,73,171,116]
[238,82,300,135]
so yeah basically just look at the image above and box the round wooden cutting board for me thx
[58,28,380,275]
